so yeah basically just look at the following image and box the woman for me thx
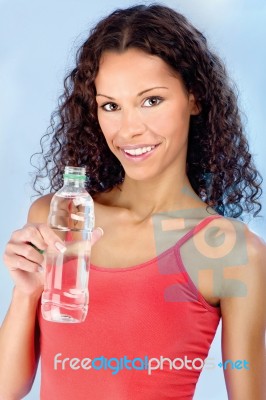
[0,4,265,399]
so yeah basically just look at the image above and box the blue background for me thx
[0,0,265,398]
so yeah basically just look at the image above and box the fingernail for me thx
[55,242,67,253]
[38,265,44,272]
[96,227,104,236]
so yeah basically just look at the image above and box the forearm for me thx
[226,366,266,400]
[0,287,41,399]
[223,333,266,399]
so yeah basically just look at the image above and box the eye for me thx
[100,102,120,112]
[142,96,163,107]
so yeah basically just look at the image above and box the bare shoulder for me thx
[212,215,266,305]
[238,220,266,294]
[194,215,266,300]
[216,215,266,270]
[217,217,266,398]
[243,222,266,266]
[27,193,54,224]
[200,215,265,262]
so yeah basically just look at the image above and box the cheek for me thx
[151,113,181,138]
[97,113,119,142]
[158,104,191,136]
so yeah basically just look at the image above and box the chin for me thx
[123,170,159,183]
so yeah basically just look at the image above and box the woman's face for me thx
[95,48,199,182]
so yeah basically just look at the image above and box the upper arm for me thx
[27,193,54,224]
[220,226,266,400]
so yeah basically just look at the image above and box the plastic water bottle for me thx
[41,166,95,323]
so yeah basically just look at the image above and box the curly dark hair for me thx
[31,3,262,219]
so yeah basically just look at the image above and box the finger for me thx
[15,223,67,253]
[6,254,42,273]
[27,242,45,254]
[11,225,48,253]
[37,224,67,252]
[6,242,44,265]
[91,227,104,246]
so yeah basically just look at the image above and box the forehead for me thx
[95,48,178,90]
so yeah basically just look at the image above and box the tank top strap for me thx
[175,214,223,249]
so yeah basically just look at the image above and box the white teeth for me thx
[124,145,155,156]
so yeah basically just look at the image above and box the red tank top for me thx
[38,215,221,399]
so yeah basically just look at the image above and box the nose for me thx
[118,108,146,139]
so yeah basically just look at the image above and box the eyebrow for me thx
[96,86,168,100]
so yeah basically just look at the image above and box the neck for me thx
[111,171,207,222]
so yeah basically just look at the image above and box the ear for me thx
[189,93,201,115]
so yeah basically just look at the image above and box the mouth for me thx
[119,144,161,161]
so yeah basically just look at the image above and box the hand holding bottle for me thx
[3,223,103,298]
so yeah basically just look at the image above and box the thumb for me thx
[91,227,104,246]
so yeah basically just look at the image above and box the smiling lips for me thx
[124,145,155,156]
[119,143,160,158]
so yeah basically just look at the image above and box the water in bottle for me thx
[41,166,95,323]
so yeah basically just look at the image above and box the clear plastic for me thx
[41,166,95,323]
